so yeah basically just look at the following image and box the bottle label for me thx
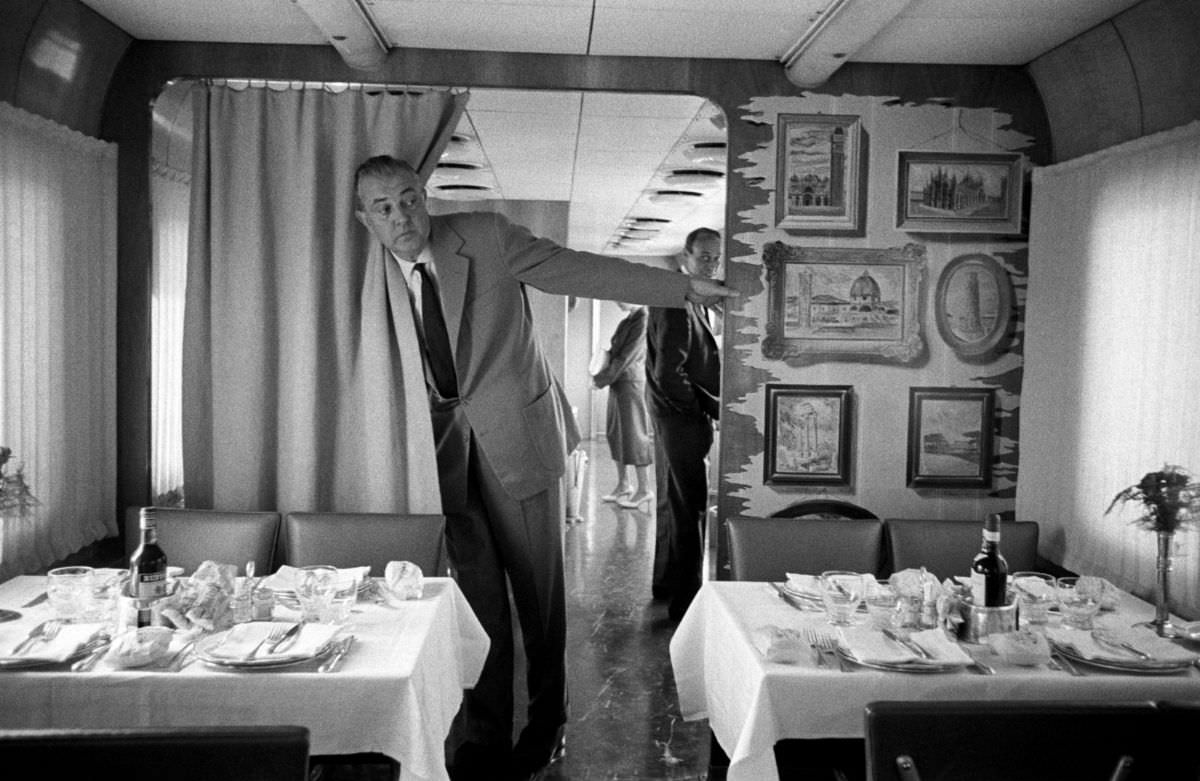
[134,571,167,599]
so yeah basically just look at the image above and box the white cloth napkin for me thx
[8,622,107,662]
[207,621,341,660]
[752,625,806,664]
[261,565,370,592]
[1046,626,1197,662]
[784,573,822,599]
[838,626,972,665]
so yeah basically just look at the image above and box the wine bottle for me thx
[129,507,169,626]
[970,513,1009,607]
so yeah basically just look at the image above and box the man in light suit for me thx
[353,156,736,780]
[646,227,722,622]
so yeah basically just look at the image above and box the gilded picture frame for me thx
[764,384,853,486]
[775,114,865,234]
[896,151,1024,235]
[762,242,927,365]
[906,386,994,489]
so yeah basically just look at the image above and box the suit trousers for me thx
[430,397,568,774]
[650,409,713,617]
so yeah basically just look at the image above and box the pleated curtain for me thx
[0,101,117,579]
[1019,120,1200,618]
[182,82,466,515]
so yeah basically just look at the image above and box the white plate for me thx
[1050,642,1195,675]
[194,628,334,670]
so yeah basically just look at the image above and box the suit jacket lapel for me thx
[427,218,469,353]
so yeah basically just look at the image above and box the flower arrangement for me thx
[0,446,40,515]
[1106,463,1200,534]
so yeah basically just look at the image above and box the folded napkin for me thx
[260,565,370,592]
[784,573,822,600]
[838,626,972,666]
[6,622,107,662]
[987,630,1052,666]
[207,621,341,660]
[1046,626,1197,663]
[752,625,806,664]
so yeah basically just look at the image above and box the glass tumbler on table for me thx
[296,565,338,623]
[1056,575,1103,629]
[46,566,95,623]
[1011,571,1056,630]
[819,570,865,626]
[865,580,899,630]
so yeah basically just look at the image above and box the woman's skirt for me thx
[606,378,652,465]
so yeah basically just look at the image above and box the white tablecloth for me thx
[0,575,489,781]
[670,581,1200,781]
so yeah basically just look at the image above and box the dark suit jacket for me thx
[645,299,720,422]
[422,211,691,500]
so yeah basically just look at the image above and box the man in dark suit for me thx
[646,227,722,622]
[353,156,735,780]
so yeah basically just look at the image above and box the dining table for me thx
[670,579,1200,781]
[0,574,489,781]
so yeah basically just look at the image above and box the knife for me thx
[770,583,818,612]
[318,635,355,673]
[21,593,48,609]
[266,623,302,655]
[883,628,932,659]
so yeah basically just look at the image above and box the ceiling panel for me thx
[370,2,593,54]
[589,8,802,59]
[81,0,324,41]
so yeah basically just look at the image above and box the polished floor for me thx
[315,437,713,780]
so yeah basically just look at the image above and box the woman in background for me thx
[592,301,654,510]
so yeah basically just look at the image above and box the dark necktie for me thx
[414,263,458,398]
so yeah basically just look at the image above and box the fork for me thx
[814,631,850,672]
[246,623,289,660]
[801,627,825,667]
[11,619,60,655]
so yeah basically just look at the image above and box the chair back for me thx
[0,725,309,780]
[280,512,447,576]
[726,515,885,581]
[865,700,1200,780]
[124,507,281,575]
[771,499,879,520]
[884,518,1039,578]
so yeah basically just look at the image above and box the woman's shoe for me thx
[617,491,654,511]
[601,488,633,503]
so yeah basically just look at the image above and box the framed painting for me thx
[762,242,926,365]
[934,253,1014,362]
[775,114,865,234]
[764,384,852,486]
[896,151,1024,235]
[906,387,994,489]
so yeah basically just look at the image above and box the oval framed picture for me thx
[934,253,1014,361]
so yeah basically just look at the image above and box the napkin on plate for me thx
[1045,626,1197,663]
[260,565,370,592]
[752,625,806,664]
[207,621,341,660]
[784,573,822,600]
[7,622,107,662]
[837,626,972,665]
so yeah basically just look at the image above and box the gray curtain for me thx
[183,82,465,513]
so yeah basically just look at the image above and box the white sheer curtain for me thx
[0,101,117,578]
[1019,121,1200,618]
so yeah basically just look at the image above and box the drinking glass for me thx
[865,580,899,630]
[47,566,95,623]
[1056,575,1103,629]
[819,570,865,626]
[295,565,337,623]
[1011,571,1056,630]
[326,576,359,624]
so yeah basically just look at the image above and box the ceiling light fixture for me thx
[663,169,725,188]
[648,189,703,204]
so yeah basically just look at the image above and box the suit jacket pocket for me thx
[475,386,568,500]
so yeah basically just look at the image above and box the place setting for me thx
[193,620,344,671]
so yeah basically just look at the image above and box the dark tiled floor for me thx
[314,438,712,780]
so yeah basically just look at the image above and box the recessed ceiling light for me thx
[431,183,495,201]
[627,216,673,224]
[663,169,724,187]
[683,142,727,165]
[648,189,703,203]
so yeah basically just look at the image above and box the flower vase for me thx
[1151,530,1177,637]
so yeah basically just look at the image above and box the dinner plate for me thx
[194,629,335,670]
[836,647,964,674]
[270,580,371,610]
[1050,642,1195,675]
[0,643,101,670]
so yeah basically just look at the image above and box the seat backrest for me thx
[771,499,879,520]
[124,507,281,575]
[864,700,1200,781]
[0,725,309,780]
[884,518,1039,578]
[280,512,447,576]
[726,515,885,581]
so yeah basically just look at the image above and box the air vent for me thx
[648,189,703,204]
[627,217,672,224]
